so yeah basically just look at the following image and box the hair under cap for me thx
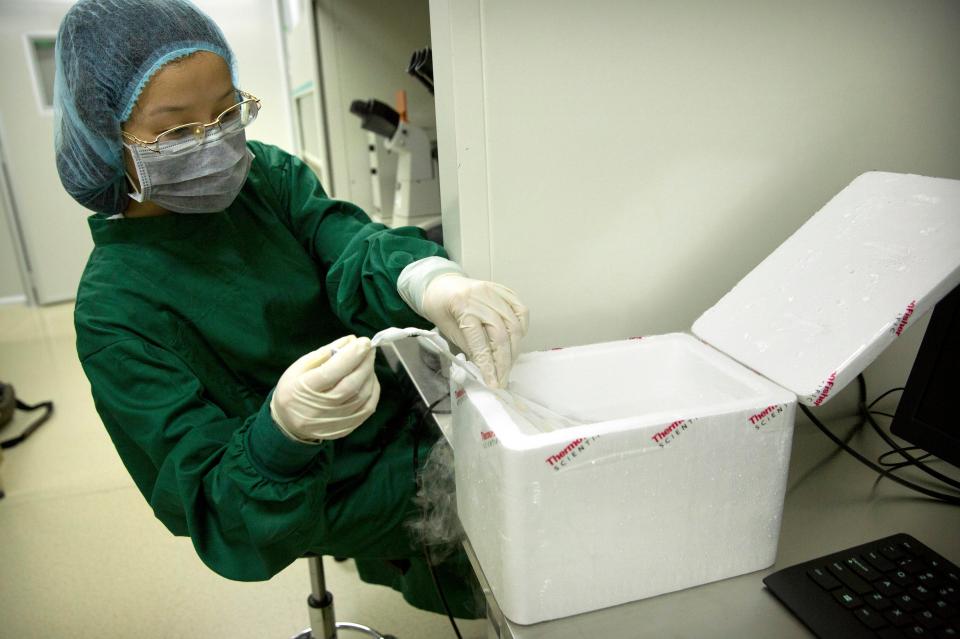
[54,0,238,216]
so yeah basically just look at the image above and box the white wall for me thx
[199,0,294,153]
[431,0,960,417]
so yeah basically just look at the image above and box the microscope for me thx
[349,48,440,232]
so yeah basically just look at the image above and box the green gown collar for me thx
[88,211,225,245]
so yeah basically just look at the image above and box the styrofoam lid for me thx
[692,172,960,407]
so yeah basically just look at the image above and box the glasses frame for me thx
[122,89,261,154]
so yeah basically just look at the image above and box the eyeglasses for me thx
[122,90,261,154]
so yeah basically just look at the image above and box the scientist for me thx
[54,0,527,618]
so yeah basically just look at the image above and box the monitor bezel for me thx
[890,281,960,470]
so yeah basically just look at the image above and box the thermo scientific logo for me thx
[812,371,837,407]
[748,405,785,429]
[544,436,600,471]
[892,300,917,337]
[651,419,689,447]
[479,430,498,449]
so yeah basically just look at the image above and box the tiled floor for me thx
[0,302,486,639]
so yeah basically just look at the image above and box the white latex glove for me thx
[270,335,380,442]
[419,273,529,388]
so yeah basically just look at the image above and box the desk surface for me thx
[384,340,960,639]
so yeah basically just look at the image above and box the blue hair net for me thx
[54,0,239,216]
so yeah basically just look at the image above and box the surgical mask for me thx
[124,123,253,214]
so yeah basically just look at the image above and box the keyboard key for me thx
[854,606,887,629]
[936,628,959,638]
[894,594,923,613]
[867,592,894,611]
[883,544,908,561]
[940,586,960,605]
[916,611,946,630]
[901,559,927,575]
[918,572,941,587]
[900,540,921,557]
[829,561,873,594]
[846,556,882,581]
[913,585,937,602]
[931,600,953,619]
[834,588,863,609]
[947,572,960,585]
[904,624,931,636]
[894,570,918,587]
[888,609,913,627]
[878,580,905,597]
[866,550,897,572]
[807,566,841,590]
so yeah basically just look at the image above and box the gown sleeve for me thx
[82,337,332,581]
[253,141,446,336]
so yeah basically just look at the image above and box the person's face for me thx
[122,51,235,195]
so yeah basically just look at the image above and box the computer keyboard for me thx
[764,533,959,638]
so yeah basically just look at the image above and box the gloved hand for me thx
[270,335,380,443]
[419,273,529,388]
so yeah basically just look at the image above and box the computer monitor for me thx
[890,281,960,470]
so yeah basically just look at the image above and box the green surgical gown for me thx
[74,141,481,618]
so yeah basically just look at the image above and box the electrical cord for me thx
[864,411,960,489]
[878,447,932,467]
[411,395,464,639]
[838,374,869,443]
[866,387,904,411]
[801,375,960,505]
[801,403,959,504]
[861,379,951,474]
[856,379,960,491]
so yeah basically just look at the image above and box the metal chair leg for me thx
[289,556,397,639]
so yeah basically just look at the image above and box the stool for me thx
[290,555,397,639]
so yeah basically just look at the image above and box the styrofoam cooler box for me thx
[449,172,960,625]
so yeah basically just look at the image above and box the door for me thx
[0,132,29,303]
[0,1,95,304]
[282,0,333,188]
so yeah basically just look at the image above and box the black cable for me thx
[858,382,959,487]
[786,377,867,493]
[421,542,463,639]
[876,449,949,484]
[411,395,463,639]
[858,378,960,490]
[860,375,960,490]
[867,387,904,410]
[884,456,937,474]
[858,390,960,490]
[878,447,931,467]
[835,375,870,447]
[411,395,447,477]
[800,404,960,504]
